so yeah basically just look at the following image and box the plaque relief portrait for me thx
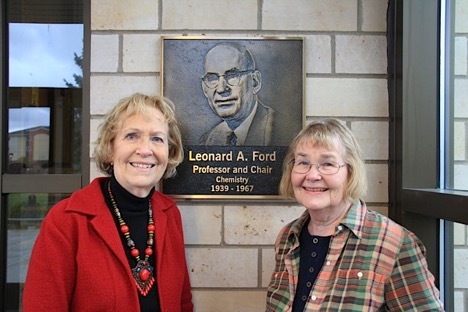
[199,42,274,146]
[161,37,304,199]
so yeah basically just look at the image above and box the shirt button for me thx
[311,295,317,301]
[326,261,331,265]
[337,225,343,231]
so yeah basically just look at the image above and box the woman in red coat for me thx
[23,93,193,312]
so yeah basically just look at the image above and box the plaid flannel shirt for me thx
[266,200,444,312]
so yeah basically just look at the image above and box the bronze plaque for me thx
[161,37,304,199]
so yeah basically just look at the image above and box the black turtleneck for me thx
[102,175,160,312]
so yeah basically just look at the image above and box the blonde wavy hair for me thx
[279,118,367,202]
[93,93,183,179]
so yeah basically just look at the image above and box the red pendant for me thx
[139,268,150,281]
[132,260,155,296]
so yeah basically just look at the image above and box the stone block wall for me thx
[89,1,389,310]
[453,0,468,310]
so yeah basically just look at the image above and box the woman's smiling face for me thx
[291,140,349,213]
[110,107,169,197]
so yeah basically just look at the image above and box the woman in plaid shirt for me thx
[266,118,444,311]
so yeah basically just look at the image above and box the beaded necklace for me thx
[107,181,155,296]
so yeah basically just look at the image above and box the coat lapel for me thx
[90,204,130,271]
[67,178,131,274]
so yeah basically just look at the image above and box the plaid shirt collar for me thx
[286,199,364,246]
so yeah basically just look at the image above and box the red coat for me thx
[23,178,193,312]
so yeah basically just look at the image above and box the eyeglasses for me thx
[201,70,253,89]
[291,160,347,175]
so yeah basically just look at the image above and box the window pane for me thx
[7,20,83,174]
[4,1,84,310]
[7,87,82,174]
[9,23,83,88]
[5,193,70,311]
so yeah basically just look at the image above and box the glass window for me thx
[394,1,468,310]
[7,21,83,174]
[5,193,70,311]
[2,1,84,310]
[7,87,82,174]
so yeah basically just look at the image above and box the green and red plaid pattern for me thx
[266,200,444,312]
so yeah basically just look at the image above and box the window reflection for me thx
[8,107,50,174]
[7,21,83,175]
[6,193,70,310]
[9,23,83,88]
[4,1,84,310]
[7,88,82,174]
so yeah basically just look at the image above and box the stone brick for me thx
[192,290,266,312]
[89,118,101,158]
[464,224,468,246]
[262,248,275,287]
[454,121,466,161]
[455,164,468,190]
[179,205,222,245]
[90,75,159,115]
[455,249,468,288]
[351,121,388,160]
[224,205,304,245]
[455,0,468,33]
[454,222,466,245]
[364,163,388,203]
[306,35,332,74]
[307,78,388,117]
[455,79,468,117]
[454,291,465,312]
[186,248,258,287]
[367,205,388,217]
[89,160,105,182]
[455,37,467,76]
[361,0,387,32]
[91,0,158,30]
[123,34,160,73]
[336,35,387,74]
[162,0,257,30]
[263,0,357,31]
[91,35,119,72]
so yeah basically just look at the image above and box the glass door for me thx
[390,0,468,311]
[1,1,85,310]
